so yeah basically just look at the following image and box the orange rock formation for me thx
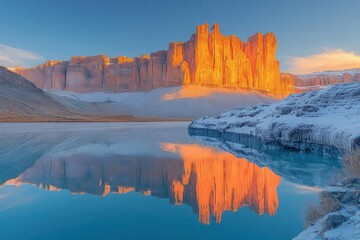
[14,23,293,96]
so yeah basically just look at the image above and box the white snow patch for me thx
[190,82,360,152]
[295,204,360,240]
[49,86,276,119]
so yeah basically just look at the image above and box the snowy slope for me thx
[295,178,360,240]
[49,86,276,119]
[189,81,360,153]
[0,66,83,120]
[295,204,360,240]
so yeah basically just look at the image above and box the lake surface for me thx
[0,122,343,240]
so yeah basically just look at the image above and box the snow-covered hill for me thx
[49,86,276,119]
[295,176,360,240]
[189,81,360,153]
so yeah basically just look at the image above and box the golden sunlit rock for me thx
[102,183,111,196]
[118,186,135,194]
[14,23,293,97]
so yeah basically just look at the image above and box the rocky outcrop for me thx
[14,23,292,96]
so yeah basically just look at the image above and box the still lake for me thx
[0,122,342,240]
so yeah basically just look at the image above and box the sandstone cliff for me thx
[15,23,292,96]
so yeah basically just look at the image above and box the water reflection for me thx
[0,123,347,240]
[0,122,342,226]
[1,141,280,224]
[161,143,280,224]
[191,135,343,186]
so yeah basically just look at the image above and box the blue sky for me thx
[1,0,360,73]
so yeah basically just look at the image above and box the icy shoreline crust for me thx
[189,82,360,153]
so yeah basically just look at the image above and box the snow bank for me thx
[189,82,360,153]
[295,178,360,240]
[49,86,275,119]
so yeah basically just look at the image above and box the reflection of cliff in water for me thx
[162,143,280,224]
[1,131,280,224]
[0,122,343,224]
[189,135,343,187]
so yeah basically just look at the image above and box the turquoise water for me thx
[0,122,342,240]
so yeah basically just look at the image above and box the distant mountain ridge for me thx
[281,68,360,92]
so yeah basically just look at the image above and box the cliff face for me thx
[15,23,291,96]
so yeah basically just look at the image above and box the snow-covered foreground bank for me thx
[295,178,360,240]
[50,85,275,119]
[189,81,360,153]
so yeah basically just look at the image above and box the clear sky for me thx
[1,0,360,73]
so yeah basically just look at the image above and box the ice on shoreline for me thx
[189,82,360,153]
